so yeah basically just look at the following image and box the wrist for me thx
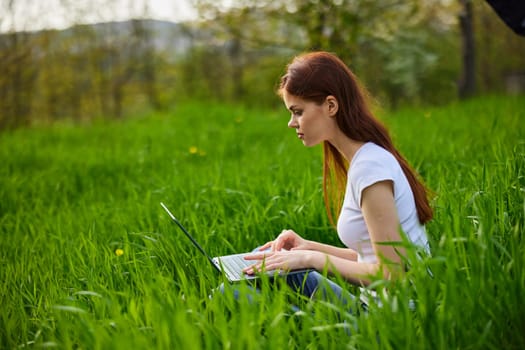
[306,251,324,270]
[304,239,316,251]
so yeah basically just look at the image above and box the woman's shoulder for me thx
[348,143,402,187]
[353,142,397,167]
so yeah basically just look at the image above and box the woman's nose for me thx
[288,115,297,128]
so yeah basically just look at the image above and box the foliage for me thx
[1,1,525,129]
[1,96,524,349]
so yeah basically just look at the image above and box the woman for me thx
[243,51,433,304]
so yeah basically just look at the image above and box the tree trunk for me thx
[458,0,476,99]
[228,37,244,99]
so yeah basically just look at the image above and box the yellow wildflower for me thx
[115,248,124,256]
[189,146,198,154]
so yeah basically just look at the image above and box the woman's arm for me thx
[315,180,405,284]
[361,180,406,278]
[244,249,377,285]
[258,229,358,261]
[245,181,406,285]
[304,240,358,262]
[306,252,378,285]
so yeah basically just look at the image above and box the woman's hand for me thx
[242,249,321,275]
[258,229,310,252]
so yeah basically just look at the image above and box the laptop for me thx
[160,202,310,283]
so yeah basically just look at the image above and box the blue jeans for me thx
[215,270,357,309]
[216,268,361,311]
[285,270,357,306]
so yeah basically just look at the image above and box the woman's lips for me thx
[297,133,304,139]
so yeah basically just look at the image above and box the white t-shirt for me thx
[337,142,429,263]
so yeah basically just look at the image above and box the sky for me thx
[0,0,197,33]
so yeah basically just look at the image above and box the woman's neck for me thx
[329,131,365,163]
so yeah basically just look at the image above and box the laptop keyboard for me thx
[218,254,252,280]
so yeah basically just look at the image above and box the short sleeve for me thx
[350,155,395,207]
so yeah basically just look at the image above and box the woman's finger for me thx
[258,241,272,251]
[243,252,273,261]
[242,263,259,274]
[273,235,288,251]
[273,240,282,251]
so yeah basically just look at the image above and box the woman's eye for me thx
[293,110,303,117]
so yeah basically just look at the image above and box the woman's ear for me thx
[326,96,339,117]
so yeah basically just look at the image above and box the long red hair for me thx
[278,52,433,225]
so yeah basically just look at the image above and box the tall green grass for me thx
[1,95,524,349]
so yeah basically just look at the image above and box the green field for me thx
[1,96,524,349]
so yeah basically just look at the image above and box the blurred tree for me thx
[458,0,476,99]
[0,0,39,128]
[276,0,415,64]
[0,32,38,129]
[0,0,172,127]
[178,44,231,101]
[368,30,438,108]
[1,0,523,129]
[361,1,460,107]
[191,0,460,108]
[130,19,162,110]
[191,0,292,101]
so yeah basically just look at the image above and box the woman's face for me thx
[283,91,337,147]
